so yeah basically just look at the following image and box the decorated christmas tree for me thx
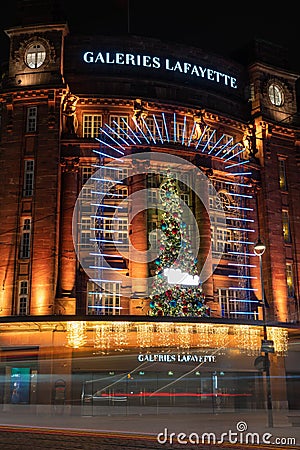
[149,172,210,317]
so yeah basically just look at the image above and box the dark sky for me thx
[0,1,299,73]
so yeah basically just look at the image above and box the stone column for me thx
[128,171,148,313]
[56,157,79,314]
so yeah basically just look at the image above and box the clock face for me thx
[215,192,230,211]
[25,42,46,69]
[268,83,284,106]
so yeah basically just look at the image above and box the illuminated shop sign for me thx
[137,353,216,363]
[82,51,237,89]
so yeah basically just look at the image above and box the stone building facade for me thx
[0,0,299,414]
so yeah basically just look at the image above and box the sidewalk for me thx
[0,406,299,447]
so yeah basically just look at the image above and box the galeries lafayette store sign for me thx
[137,353,217,363]
[82,51,238,89]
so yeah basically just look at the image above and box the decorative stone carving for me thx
[60,157,79,173]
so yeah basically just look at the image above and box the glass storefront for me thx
[72,349,263,415]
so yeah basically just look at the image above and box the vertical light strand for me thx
[113,321,130,350]
[94,323,112,352]
[136,323,154,350]
[176,324,192,351]
[213,326,229,353]
[155,323,174,347]
[66,321,87,348]
[194,323,213,348]
[234,325,260,355]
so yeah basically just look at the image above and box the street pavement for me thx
[0,407,299,449]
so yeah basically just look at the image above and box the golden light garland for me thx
[268,327,289,355]
[64,321,289,356]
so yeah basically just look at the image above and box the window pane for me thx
[278,159,288,191]
[26,107,37,133]
[218,288,239,319]
[282,210,291,243]
[23,160,34,197]
[19,297,28,315]
[109,115,128,137]
[83,114,102,138]
[87,281,121,315]
[286,263,294,297]
[20,219,31,259]
[18,280,29,315]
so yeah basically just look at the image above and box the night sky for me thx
[0,1,299,73]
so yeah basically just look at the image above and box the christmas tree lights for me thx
[149,172,209,317]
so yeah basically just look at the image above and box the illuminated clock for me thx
[25,41,47,69]
[268,83,284,106]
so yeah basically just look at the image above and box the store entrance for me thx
[76,370,259,416]
[0,347,39,407]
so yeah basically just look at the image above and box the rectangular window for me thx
[148,189,157,204]
[109,115,129,138]
[171,121,185,143]
[206,129,218,151]
[18,280,29,315]
[218,288,239,319]
[81,166,95,199]
[81,166,94,185]
[116,218,129,242]
[211,227,215,251]
[178,172,190,192]
[19,218,31,259]
[220,134,234,156]
[80,217,92,248]
[282,210,291,243]
[107,183,128,200]
[26,107,37,133]
[216,228,231,253]
[103,167,127,182]
[149,224,160,250]
[147,173,164,188]
[145,116,165,141]
[211,226,241,256]
[223,134,234,145]
[278,159,288,191]
[83,114,102,138]
[286,263,295,297]
[87,281,121,315]
[101,217,128,246]
[180,192,191,206]
[23,160,34,197]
